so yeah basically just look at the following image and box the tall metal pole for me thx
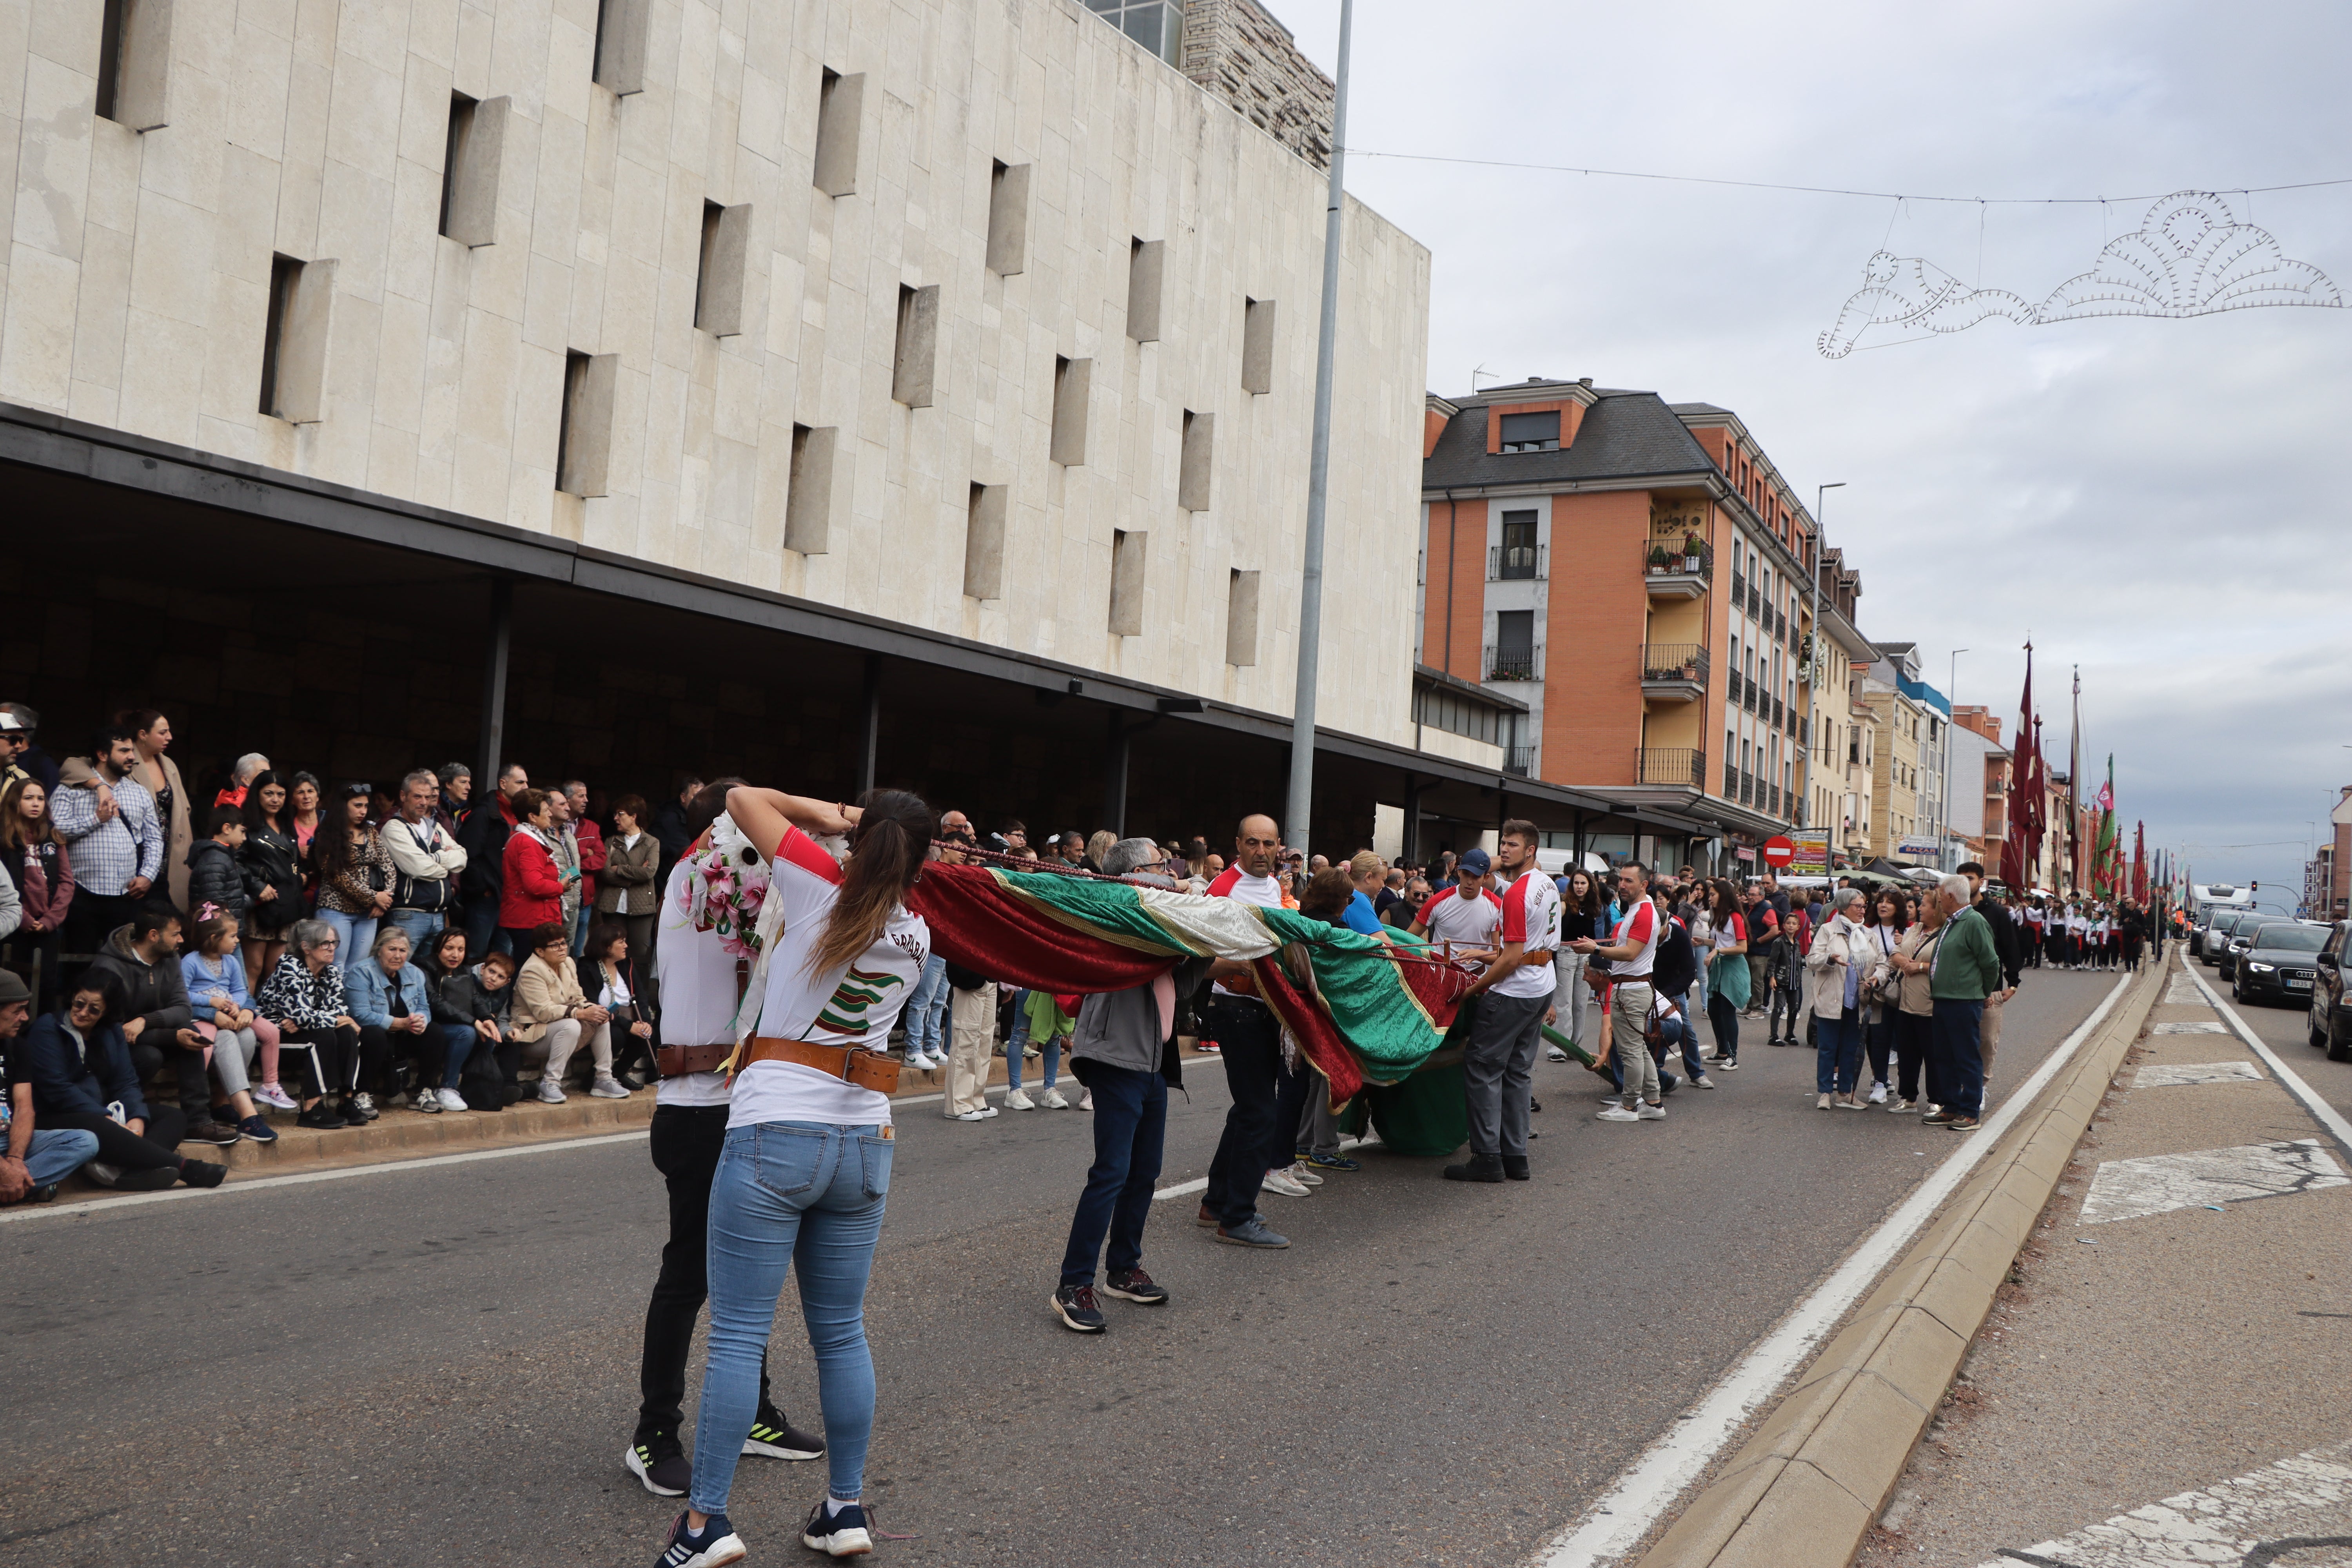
[1802,482,1844,853]
[1284,0,1354,860]
[1942,647,1965,869]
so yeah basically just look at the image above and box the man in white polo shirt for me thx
[1198,813,1294,1250]
[1444,820,1560,1184]
[1412,846,1503,955]
[624,780,823,1499]
[1571,860,1666,1122]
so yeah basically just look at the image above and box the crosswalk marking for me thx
[2079,1138,2348,1225]
[1968,1440,2352,1567]
[2131,1060,2262,1088]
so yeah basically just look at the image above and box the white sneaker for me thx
[1038,1089,1069,1109]
[1866,1082,1888,1104]
[905,1050,936,1071]
[1817,1093,1834,1110]
[1287,1160,1324,1186]
[538,1080,568,1104]
[1546,1045,1569,1062]
[255,1083,298,1111]
[1078,1091,1094,1111]
[1003,1089,1035,1110]
[1596,1105,1640,1122]
[435,1087,469,1112]
[591,1075,632,1099]
[1691,1075,1716,1089]
[1260,1167,1311,1198]
[1636,1102,1668,1121]
[978,1105,999,1118]
[955,1108,990,1122]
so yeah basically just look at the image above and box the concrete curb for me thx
[1633,956,2171,1568]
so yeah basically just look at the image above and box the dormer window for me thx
[1498,410,1560,453]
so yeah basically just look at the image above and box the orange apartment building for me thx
[1419,377,1866,868]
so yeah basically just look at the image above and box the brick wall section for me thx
[1543,490,1650,787]
[1418,496,1488,683]
[1181,0,1336,169]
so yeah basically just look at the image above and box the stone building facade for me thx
[1180,0,1334,169]
[0,0,1426,748]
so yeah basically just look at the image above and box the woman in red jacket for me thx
[497,789,570,956]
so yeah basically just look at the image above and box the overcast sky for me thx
[1272,0,2352,904]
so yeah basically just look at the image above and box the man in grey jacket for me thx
[1049,837,1215,1334]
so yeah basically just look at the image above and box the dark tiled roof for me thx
[1422,392,1720,492]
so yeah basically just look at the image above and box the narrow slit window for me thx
[964,483,1007,599]
[556,350,617,497]
[258,254,297,417]
[439,93,508,246]
[784,423,837,554]
[1050,355,1090,466]
[258,254,331,423]
[1225,569,1260,667]
[891,283,938,407]
[1178,410,1213,512]
[592,0,648,94]
[1241,296,1275,394]
[95,0,171,129]
[1126,238,1163,342]
[1108,529,1146,637]
[813,69,863,196]
[985,161,1030,275]
[695,201,749,336]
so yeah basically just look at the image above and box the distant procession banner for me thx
[1788,829,1830,877]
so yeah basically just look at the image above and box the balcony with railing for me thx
[1503,745,1534,777]
[1644,540,1713,600]
[1485,643,1543,682]
[1638,747,1707,787]
[1489,542,1548,581]
[1739,768,1755,806]
[1640,642,1708,702]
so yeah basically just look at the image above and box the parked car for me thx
[2310,921,2352,1063]
[2233,920,2329,1007]
[2204,909,2273,970]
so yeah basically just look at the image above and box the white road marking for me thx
[1151,1136,1376,1204]
[0,1128,653,1226]
[1968,1439,2352,1567]
[2131,1060,2263,1087]
[2148,1020,2230,1035]
[2162,982,2203,1003]
[1533,969,2135,1568]
[2186,965,2352,1161]
[2078,1138,2347,1225]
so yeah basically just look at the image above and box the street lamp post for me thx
[1942,647,1966,870]
[1803,483,1844,858]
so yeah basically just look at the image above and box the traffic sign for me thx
[1761,835,1795,868]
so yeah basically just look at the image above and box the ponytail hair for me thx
[807,788,935,978]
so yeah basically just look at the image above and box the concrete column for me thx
[475,579,513,792]
[857,655,882,799]
[1101,711,1129,838]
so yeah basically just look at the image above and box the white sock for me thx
[826,1496,860,1517]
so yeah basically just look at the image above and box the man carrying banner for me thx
[1445,820,1559,1184]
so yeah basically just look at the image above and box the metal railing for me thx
[1747,584,1762,619]
[1637,747,1707,787]
[1771,695,1784,727]
[1503,746,1534,777]
[1490,543,1547,581]
[1645,541,1713,579]
[1485,644,1542,682]
[1769,784,1782,817]
[1723,756,1739,795]
[1640,642,1710,684]
[1739,769,1755,806]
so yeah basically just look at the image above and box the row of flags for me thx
[1997,646,2155,904]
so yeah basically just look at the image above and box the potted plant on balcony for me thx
[1682,533,1703,571]
[1647,544,1671,573]
[1679,655,1700,681]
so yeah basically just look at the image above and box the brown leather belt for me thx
[655,1044,735,1078]
[657,1038,902,1094]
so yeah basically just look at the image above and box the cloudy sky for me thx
[1272,0,2352,904]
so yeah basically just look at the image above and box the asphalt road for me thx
[2196,949,2352,1122]
[0,973,2116,1568]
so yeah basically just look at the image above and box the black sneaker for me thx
[741,1413,824,1460]
[1500,1154,1531,1181]
[297,1102,347,1130]
[1051,1282,1108,1332]
[653,1508,745,1568]
[802,1499,875,1559]
[626,1432,691,1497]
[180,1160,227,1189]
[183,1119,242,1146]
[1443,1153,1505,1183]
[344,1094,379,1123]
[114,1165,180,1191]
[1102,1267,1169,1305]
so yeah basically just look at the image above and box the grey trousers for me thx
[1295,1067,1343,1157]
[1464,991,1551,1158]
[1612,983,1660,1106]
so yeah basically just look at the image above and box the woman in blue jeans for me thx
[1804,888,1875,1109]
[652,783,935,1568]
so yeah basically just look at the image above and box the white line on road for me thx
[2079,1138,2347,1225]
[2132,1060,2263,1087]
[1532,969,2133,1568]
[1965,1438,2352,1567]
[2149,1019,2230,1035]
[2187,966,2352,1160]
[0,1128,653,1226]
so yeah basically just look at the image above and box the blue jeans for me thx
[383,907,444,953]
[903,956,948,1055]
[1930,999,1986,1117]
[318,908,379,973]
[571,901,593,958]
[692,1121,892,1514]
[463,898,508,960]
[1007,1022,1060,1093]
[1059,1063,1165,1287]
[21,1126,100,1186]
[1815,1007,1863,1093]
[437,1024,478,1089]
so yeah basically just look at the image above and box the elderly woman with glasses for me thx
[256,917,393,1130]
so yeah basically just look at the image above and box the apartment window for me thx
[1086,0,1181,65]
[439,93,508,247]
[1499,511,1537,579]
[95,0,171,128]
[1492,610,1534,681]
[784,424,837,554]
[555,351,617,497]
[1178,410,1214,511]
[1127,239,1165,342]
[964,483,1007,600]
[1226,569,1260,666]
[813,69,863,196]
[1109,529,1147,637]
[1241,297,1276,394]
[1498,411,1559,452]
[986,161,1030,275]
[258,254,332,423]
[694,202,750,336]
[592,0,648,94]
[1050,356,1090,465]
[891,283,939,407]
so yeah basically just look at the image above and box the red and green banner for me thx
[907,862,1476,1104]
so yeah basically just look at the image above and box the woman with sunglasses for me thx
[19,971,228,1191]
[648,784,934,1567]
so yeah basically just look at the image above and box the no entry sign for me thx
[1761,835,1795,868]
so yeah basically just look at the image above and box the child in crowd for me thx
[181,910,288,1140]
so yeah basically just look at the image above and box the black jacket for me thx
[457,798,515,900]
[186,838,247,921]
[1652,915,1699,999]
[87,925,193,1037]
[237,821,304,909]
[434,965,516,1033]
[21,1012,147,1122]
[1974,895,2023,988]
[651,800,693,885]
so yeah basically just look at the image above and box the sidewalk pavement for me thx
[1857,949,2352,1568]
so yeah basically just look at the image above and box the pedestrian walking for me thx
[1445,820,1559,1183]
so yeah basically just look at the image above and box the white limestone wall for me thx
[0,0,1430,747]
